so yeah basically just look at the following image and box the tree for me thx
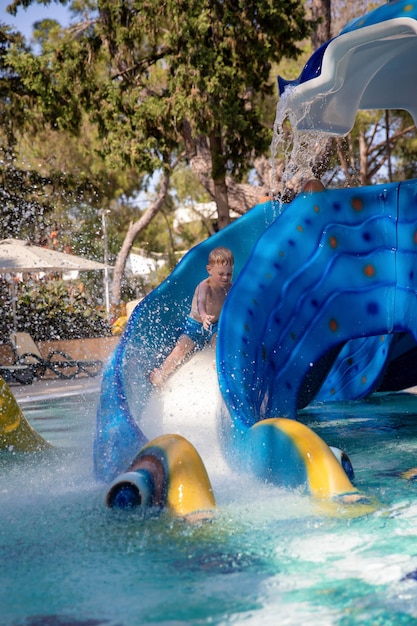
[9,0,313,215]
[7,0,416,315]
[111,169,171,307]
[0,22,59,240]
[329,110,417,187]
[160,0,313,226]
[5,0,314,307]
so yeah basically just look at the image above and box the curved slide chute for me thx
[278,0,417,134]
[94,198,280,483]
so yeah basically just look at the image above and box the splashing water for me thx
[270,86,331,208]
[4,385,417,624]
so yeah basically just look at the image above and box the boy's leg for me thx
[150,335,195,386]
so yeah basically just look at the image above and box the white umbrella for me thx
[0,239,108,337]
[0,238,106,272]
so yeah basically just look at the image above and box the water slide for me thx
[93,0,417,514]
[218,179,417,426]
[94,182,392,511]
[94,197,280,483]
[275,0,417,402]
[277,0,417,136]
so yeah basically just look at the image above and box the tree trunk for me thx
[110,169,170,309]
[310,0,331,49]
[358,130,370,186]
[183,119,270,215]
[385,110,393,182]
[208,129,230,229]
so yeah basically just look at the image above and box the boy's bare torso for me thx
[190,278,229,324]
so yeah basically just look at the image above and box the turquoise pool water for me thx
[2,388,417,625]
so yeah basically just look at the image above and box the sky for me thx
[0,2,71,40]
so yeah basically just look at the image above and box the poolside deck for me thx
[11,374,102,403]
[8,366,417,406]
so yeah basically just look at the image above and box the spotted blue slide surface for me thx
[217,179,417,428]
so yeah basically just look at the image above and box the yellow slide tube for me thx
[107,434,216,520]
[0,376,51,452]
[252,418,358,499]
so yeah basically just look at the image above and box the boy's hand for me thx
[202,314,215,330]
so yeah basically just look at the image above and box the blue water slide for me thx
[217,180,417,427]
[95,179,417,483]
[319,179,417,400]
[94,0,417,497]
[94,197,280,482]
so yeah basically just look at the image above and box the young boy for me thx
[150,246,234,386]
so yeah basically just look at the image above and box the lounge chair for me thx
[9,332,103,380]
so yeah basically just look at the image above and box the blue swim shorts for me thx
[180,316,218,349]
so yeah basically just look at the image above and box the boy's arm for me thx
[197,280,209,317]
[197,281,214,329]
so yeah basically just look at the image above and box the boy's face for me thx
[207,261,233,287]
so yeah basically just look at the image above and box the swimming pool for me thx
[2,387,417,625]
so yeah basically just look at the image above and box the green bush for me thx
[5,277,112,341]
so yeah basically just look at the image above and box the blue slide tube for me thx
[94,197,280,482]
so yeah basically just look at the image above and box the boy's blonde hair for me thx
[208,246,234,266]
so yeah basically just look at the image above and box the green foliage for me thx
[0,23,55,238]
[172,165,211,205]
[10,276,111,340]
[1,0,314,267]
[4,0,417,316]
[5,0,313,179]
